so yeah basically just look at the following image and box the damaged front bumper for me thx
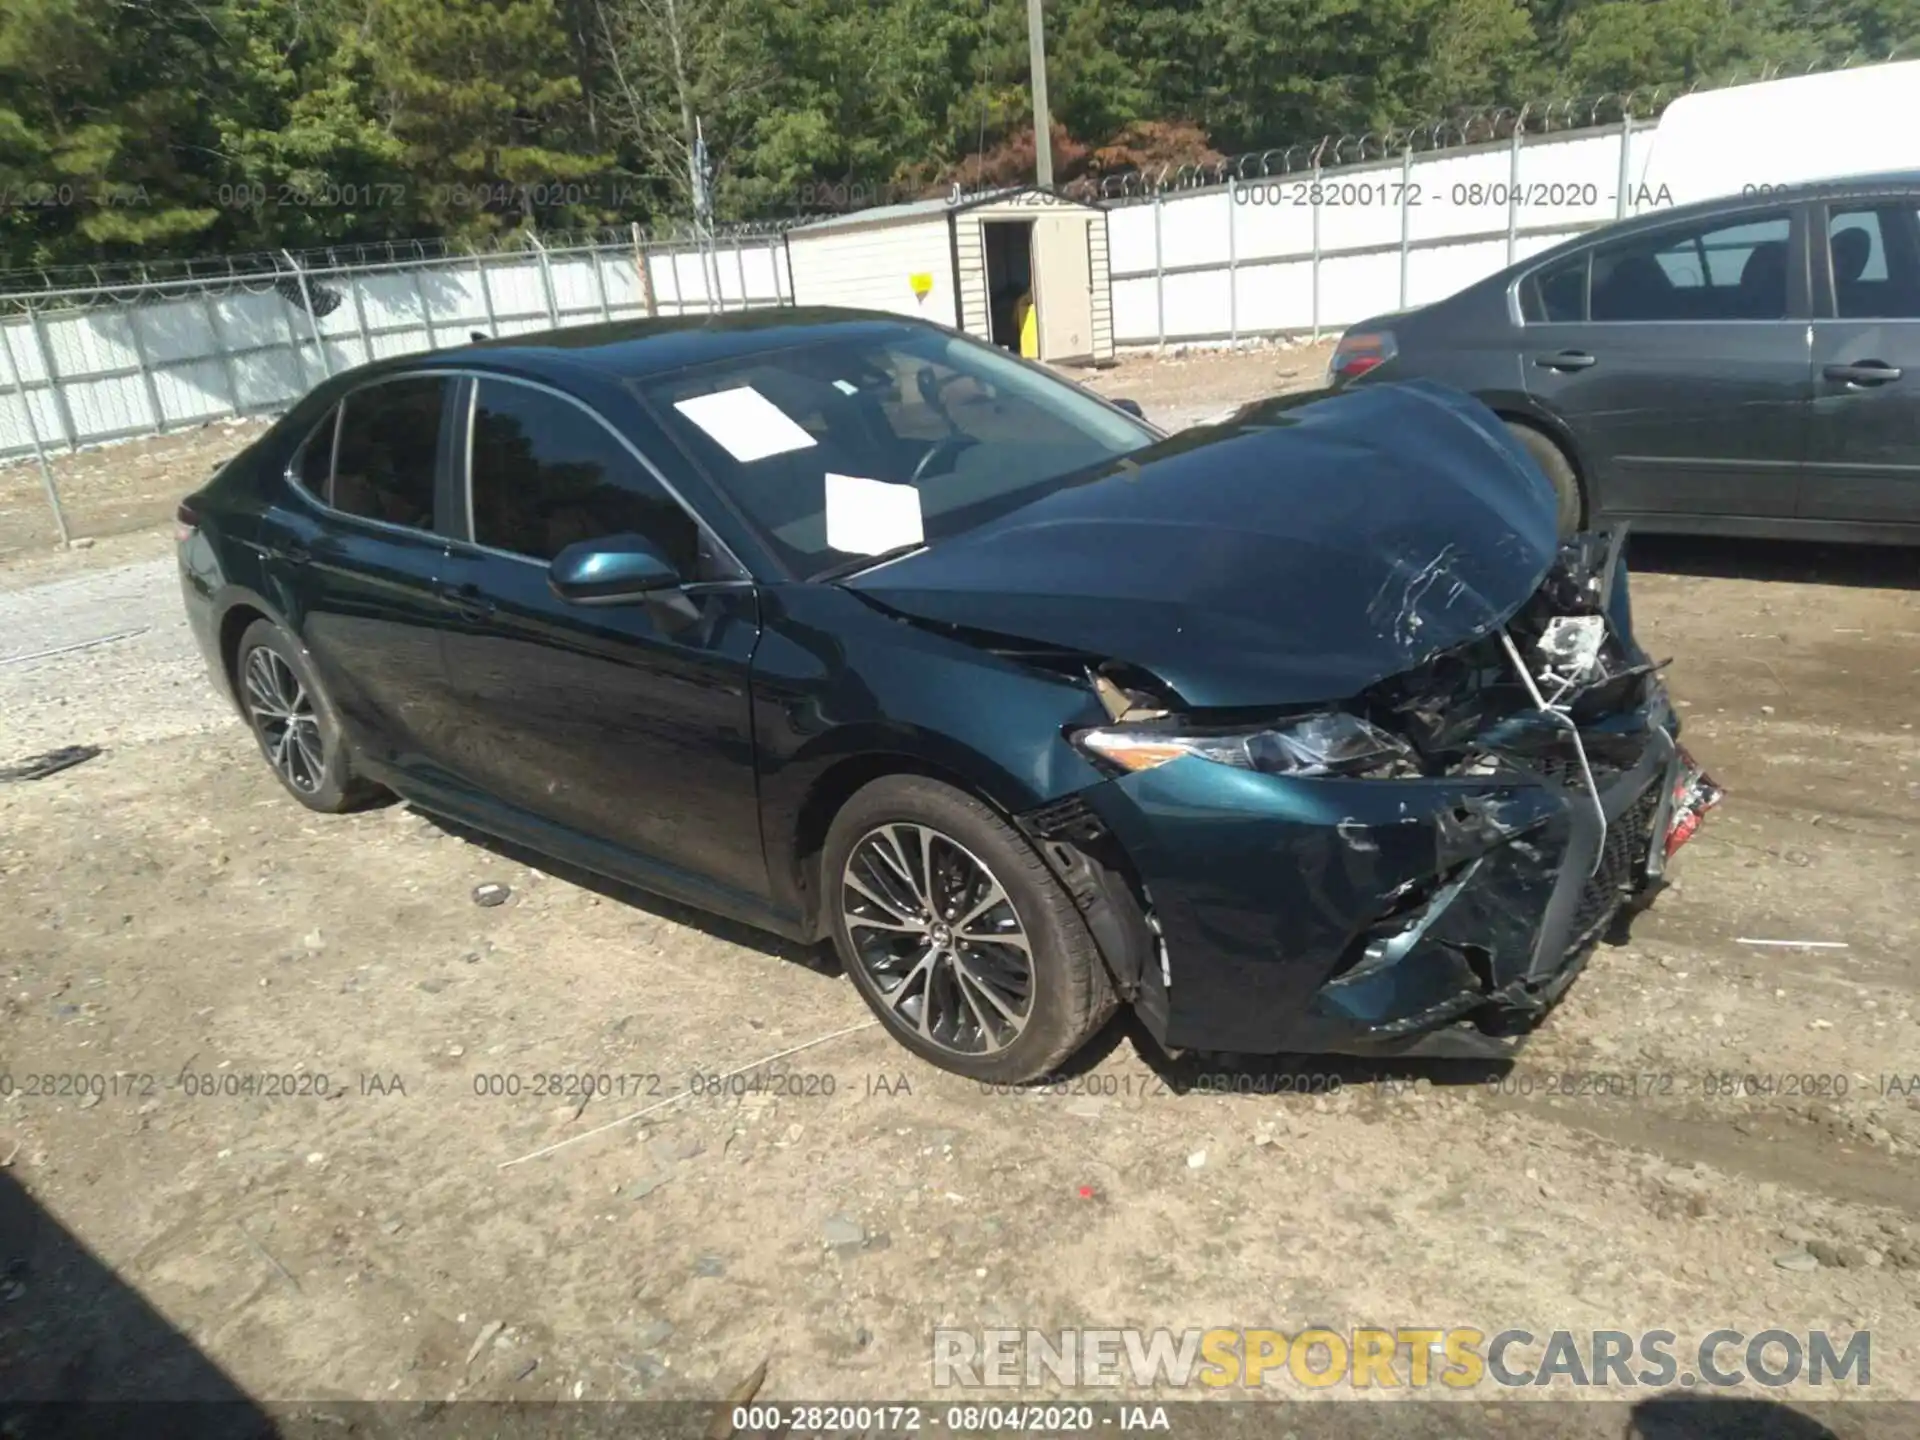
[1026,691,1689,1061]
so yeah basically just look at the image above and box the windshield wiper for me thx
[810,543,929,583]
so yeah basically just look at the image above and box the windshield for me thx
[634,325,1155,578]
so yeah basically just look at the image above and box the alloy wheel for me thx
[840,823,1034,1056]
[242,645,326,795]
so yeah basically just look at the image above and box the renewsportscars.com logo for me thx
[932,1328,1872,1391]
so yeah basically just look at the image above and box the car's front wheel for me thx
[823,775,1114,1083]
[234,618,383,813]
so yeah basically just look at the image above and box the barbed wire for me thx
[0,217,815,313]
[1082,48,1903,200]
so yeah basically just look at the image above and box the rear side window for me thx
[1521,254,1588,322]
[468,380,702,572]
[332,377,447,531]
[294,408,339,499]
[1828,206,1920,319]
[1590,210,1792,322]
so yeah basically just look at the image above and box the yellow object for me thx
[1016,291,1038,358]
[908,271,934,301]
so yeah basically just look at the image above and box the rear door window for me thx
[293,408,340,500]
[1590,210,1792,322]
[331,377,448,531]
[1521,253,1589,322]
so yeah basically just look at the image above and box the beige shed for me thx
[784,188,1114,364]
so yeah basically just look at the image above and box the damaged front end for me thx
[1017,528,1721,1060]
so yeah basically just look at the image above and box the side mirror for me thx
[548,533,681,604]
[1110,397,1146,419]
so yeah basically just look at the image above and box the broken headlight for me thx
[1073,712,1420,778]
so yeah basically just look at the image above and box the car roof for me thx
[1524,168,1920,263]
[343,307,933,389]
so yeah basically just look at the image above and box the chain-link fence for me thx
[0,222,803,551]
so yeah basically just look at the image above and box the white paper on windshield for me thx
[673,386,817,463]
[824,472,924,556]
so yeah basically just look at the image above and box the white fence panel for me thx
[1108,116,1653,346]
[0,234,793,461]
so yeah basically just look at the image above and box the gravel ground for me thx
[2,349,1917,1427]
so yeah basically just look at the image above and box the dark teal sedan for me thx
[176,310,1716,1082]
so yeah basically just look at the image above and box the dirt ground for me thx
[0,416,275,562]
[2,346,1917,1428]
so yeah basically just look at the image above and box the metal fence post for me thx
[1310,162,1324,342]
[734,242,749,311]
[768,234,785,306]
[632,224,658,317]
[1616,113,1634,219]
[200,294,245,418]
[410,264,438,350]
[24,304,75,450]
[1226,182,1238,344]
[1152,190,1165,347]
[1506,126,1523,264]
[476,256,500,336]
[666,247,685,315]
[122,299,167,437]
[2,320,71,545]
[283,250,332,377]
[590,244,614,321]
[272,267,309,392]
[344,270,374,362]
[1398,147,1414,310]
[531,234,560,327]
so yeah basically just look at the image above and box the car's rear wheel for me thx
[823,775,1114,1083]
[234,618,383,813]
[1503,420,1583,538]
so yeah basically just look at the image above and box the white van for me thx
[1636,59,1920,209]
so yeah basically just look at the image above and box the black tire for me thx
[823,775,1115,1083]
[1503,420,1583,538]
[233,618,384,814]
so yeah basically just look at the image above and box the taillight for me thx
[175,500,200,546]
[1330,329,1397,384]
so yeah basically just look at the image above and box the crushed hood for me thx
[849,381,1563,708]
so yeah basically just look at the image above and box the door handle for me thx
[1534,350,1597,372]
[1822,360,1901,386]
[439,583,497,621]
[278,543,311,567]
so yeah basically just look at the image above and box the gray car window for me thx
[1828,207,1920,319]
[1590,211,1791,322]
[1521,254,1588,322]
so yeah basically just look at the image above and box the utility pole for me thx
[1027,0,1053,189]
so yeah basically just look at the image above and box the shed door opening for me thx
[982,220,1035,353]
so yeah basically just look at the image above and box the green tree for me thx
[364,0,609,237]
[0,0,227,268]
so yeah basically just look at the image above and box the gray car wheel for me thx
[1504,420,1584,537]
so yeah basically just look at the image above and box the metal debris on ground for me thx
[464,1319,505,1371]
[472,882,512,907]
[0,627,148,668]
[0,746,102,782]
